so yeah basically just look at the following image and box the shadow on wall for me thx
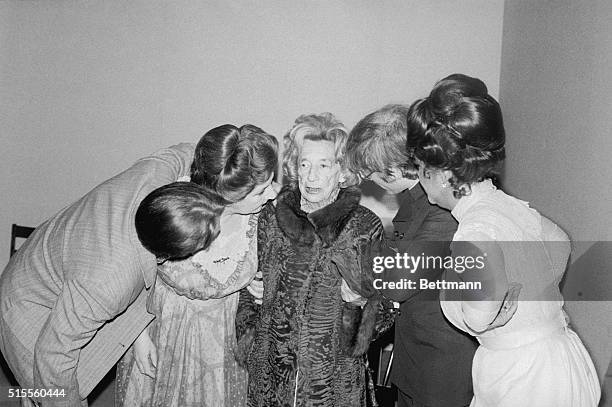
[561,241,612,405]
[562,241,612,302]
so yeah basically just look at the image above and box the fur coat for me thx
[235,185,388,407]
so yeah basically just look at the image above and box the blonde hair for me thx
[282,112,358,187]
[346,104,416,178]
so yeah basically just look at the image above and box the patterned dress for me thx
[440,179,600,406]
[236,186,390,407]
[115,212,258,407]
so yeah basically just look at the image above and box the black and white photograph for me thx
[1,1,611,406]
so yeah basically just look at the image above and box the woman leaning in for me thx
[236,113,391,407]
[406,73,600,406]
[115,124,279,407]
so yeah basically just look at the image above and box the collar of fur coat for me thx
[275,184,361,247]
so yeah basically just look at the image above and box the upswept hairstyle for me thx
[406,73,505,195]
[135,182,225,260]
[346,104,415,179]
[191,124,279,203]
[283,112,358,187]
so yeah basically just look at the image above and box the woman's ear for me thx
[441,170,453,185]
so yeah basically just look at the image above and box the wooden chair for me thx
[10,223,35,257]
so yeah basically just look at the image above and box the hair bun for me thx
[219,131,242,178]
[407,73,505,192]
[428,73,489,115]
[191,124,278,203]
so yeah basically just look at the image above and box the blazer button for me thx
[393,231,399,237]
[399,233,405,239]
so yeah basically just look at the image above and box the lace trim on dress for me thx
[207,213,258,292]
[157,213,258,300]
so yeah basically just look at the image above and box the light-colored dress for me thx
[440,179,600,407]
[115,211,258,407]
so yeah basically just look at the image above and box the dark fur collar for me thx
[275,185,361,247]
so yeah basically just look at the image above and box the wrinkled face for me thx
[229,173,277,214]
[298,140,343,204]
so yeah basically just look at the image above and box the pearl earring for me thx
[441,181,449,188]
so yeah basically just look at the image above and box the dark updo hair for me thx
[406,73,505,196]
[135,182,225,260]
[190,124,279,203]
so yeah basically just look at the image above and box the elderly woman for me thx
[236,113,389,407]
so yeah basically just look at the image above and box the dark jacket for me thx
[380,185,477,407]
[236,186,387,407]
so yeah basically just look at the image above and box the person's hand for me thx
[247,271,263,305]
[341,279,367,307]
[133,326,157,378]
[489,282,522,329]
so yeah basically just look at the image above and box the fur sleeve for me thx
[234,203,275,365]
[346,211,395,356]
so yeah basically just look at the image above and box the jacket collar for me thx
[276,185,361,246]
[392,182,426,223]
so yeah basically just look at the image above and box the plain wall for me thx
[2,0,610,399]
[1,0,505,269]
[500,0,612,387]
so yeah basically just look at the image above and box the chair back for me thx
[10,223,35,257]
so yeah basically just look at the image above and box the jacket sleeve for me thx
[342,212,396,356]
[334,210,385,300]
[33,278,115,406]
[31,144,195,405]
[380,206,456,302]
[379,239,452,303]
[132,143,195,185]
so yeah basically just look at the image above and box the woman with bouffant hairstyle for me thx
[116,124,279,407]
[407,74,600,406]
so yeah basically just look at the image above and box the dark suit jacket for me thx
[380,185,477,407]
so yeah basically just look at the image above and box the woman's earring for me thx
[441,181,449,188]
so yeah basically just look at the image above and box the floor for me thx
[0,355,113,407]
[1,351,611,406]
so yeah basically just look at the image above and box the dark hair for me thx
[346,104,416,179]
[135,182,225,260]
[406,73,505,195]
[190,124,278,203]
